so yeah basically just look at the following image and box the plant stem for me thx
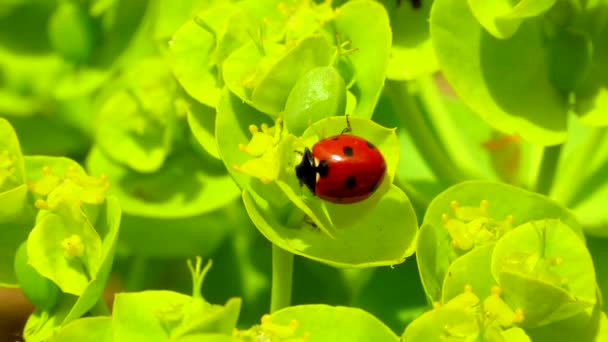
[534,144,562,195]
[270,244,294,313]
[416,76,481,179]
[125,256,148,291]
[386,80,469,186]
[551,127,608,205]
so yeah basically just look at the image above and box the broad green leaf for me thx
[491,219,596,326]
[49,317,112,342]
[95,58,177,173]
[401,306,479,341]
[187,100,220,159]
[28,208,102,296]
[468,0,556,39]
[14,241,61,310]
[442,243,497,304]
[250,35,332,115]
[270,305,399,342]
[169,17,221,107]
[573,1,608,126]
[379,0,438,80]
[546,28,593,93]
[86,146,239,218]
[222,41,285,108]
[154,0,212,40]
[526,305,607,341]
[431,0,568,145]
[417,181,583,302]
[243,183,417,267]
[0,117,27,223]
[113,290,191,342]
[501,327,532,342]
[114,291,240,341]
[334,0,391,118]
[284,66,347,136]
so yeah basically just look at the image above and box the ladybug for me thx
[295,122,386,204]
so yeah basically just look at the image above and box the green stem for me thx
[386,80,469,186]
[417,76,483,179]
[89,296,111,316]
[534,144,562,195]
[270,244,294,313]
[125,256,148,291]
[551,127,608,205]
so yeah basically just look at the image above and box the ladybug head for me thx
[295,148,316,194]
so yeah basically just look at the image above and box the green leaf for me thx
[243,183,417,267]
[251,35,332,115]
[22,196,121,341]
[333,0,391,118]
[526,304,607,341]
[379,0,439,80]
[86,145,239,218]
[269,305,399,342]
[572,2,608,126]
[27,207,102,296]
[468,0,556,39]
[222,41,285,109]
[442,243,497,304]
[0,117,27,223]
[114,284,240,340]
[431,0,568,145]
[417,180,583,302]
[154,0,212,41]
[187,100,220,159]
[500,327,532,342]
[113,290,191,342]
[95,58,177,173]
[168,17,221,107]
[14,241,61,310]
[491,219,596,326]
[49,317,113,342]
[401,306,479,341]
[284,66,347,136]
[546,28,593,93]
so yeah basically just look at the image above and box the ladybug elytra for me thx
[295,132,386,204]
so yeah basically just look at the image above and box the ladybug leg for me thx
[341,114,352,134]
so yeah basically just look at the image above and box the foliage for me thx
[1,0,608,341]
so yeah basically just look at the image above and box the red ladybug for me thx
[295,133,386,204]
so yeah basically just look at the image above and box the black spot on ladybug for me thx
[332,136,340,141]
[317,160,329,178]
[343,146,353,157]
[366,141,376,149]
[345,176,356,189]
[369,180,379,193]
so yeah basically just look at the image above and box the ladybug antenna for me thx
[341,114,352,134]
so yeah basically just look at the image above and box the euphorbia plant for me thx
[0,0,608,341]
